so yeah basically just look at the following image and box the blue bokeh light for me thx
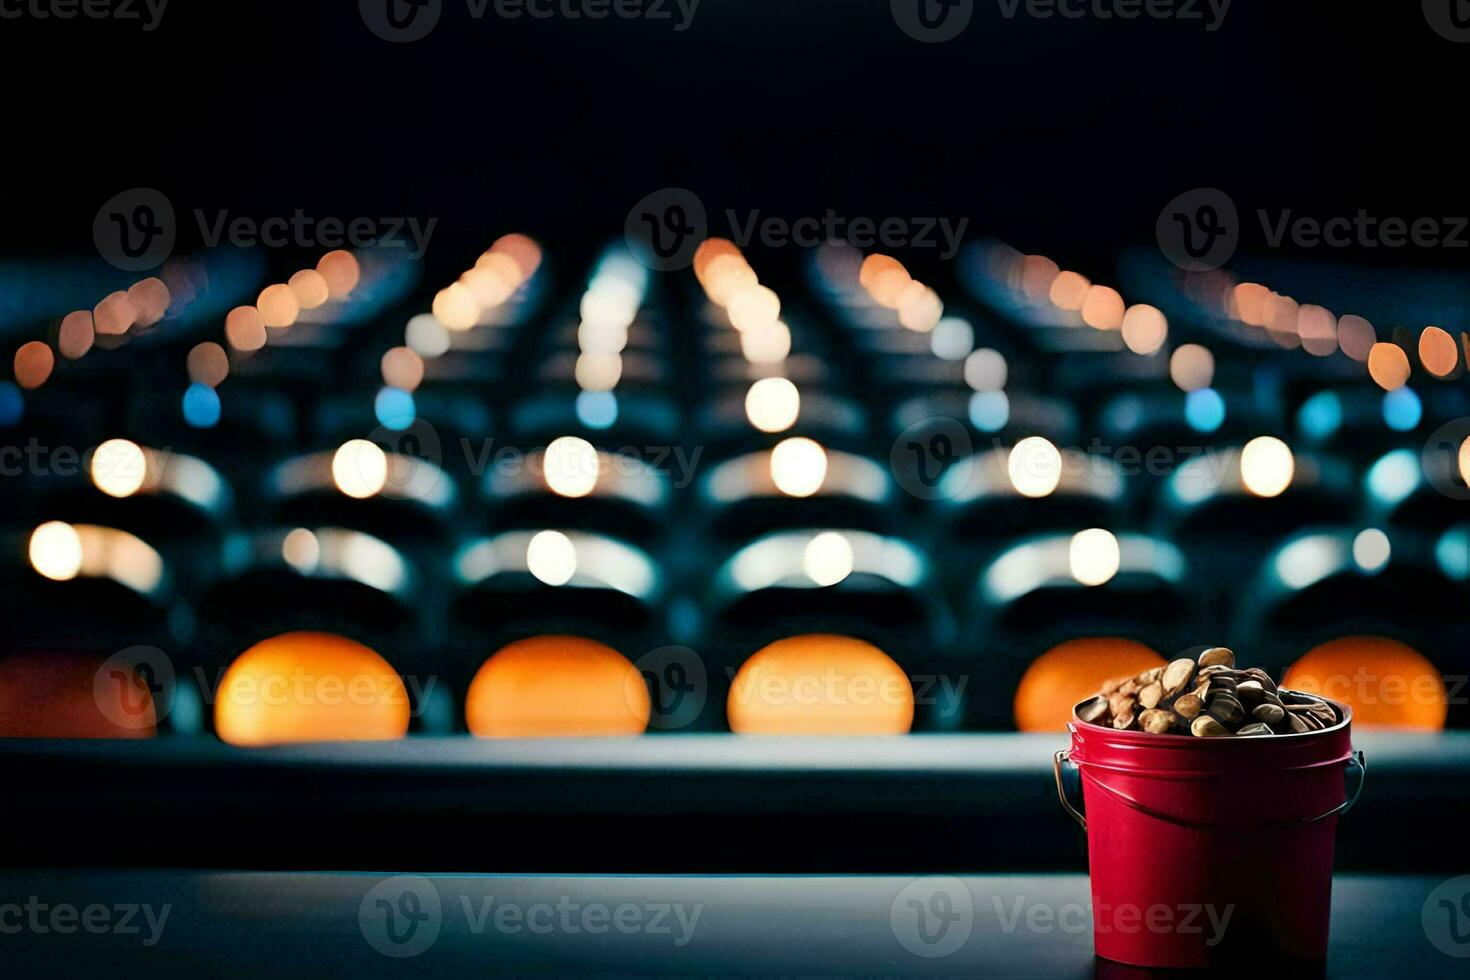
[1382,387,1422,432]
[182,383,221,428]
[1185,388,1226,433]
[375,387,416,431]
[1366,448,1420,504]
[576,390,619,430]
[0,381,23,427]
[968,391,1010,433]
[1297,391,1342,441]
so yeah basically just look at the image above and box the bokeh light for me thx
[1169,344,1215,392]
[930,317,974,360]
[745,377,800,433]
[544,436,600,498]
[527,530,577,586]
[225,306,267,352]
[91,439,148,498]
[740,321,793,364]
[1048,271,1089,311]
[316,250,362,298]
[803,532,855,587]
[1419,326,1459,377]
[1284,637,1445,730]
[770,437,828,498]
[187,342,230,388]
[1240,436,1295,498]
[1014,638,1165,732]
[288,269,330,310]
[1008,437,1062,498]
[1080,285,1125,330]
[29,521,83,581]
[964,348,1007,391]
[380,346,425,392]
[465,636,648,738]
[1120,304,1167,355]
[1382,387,1422,431]
[727,635,913,735]
[256,284,300,329]
[1336,314,1376,361]
[1069,529,1121,586]
[57,311,96,360]
[332,440,388,499]
[1352,528,1391,573]
[432,283,479,331]
[214,632,410,746]
[1367,342,1411,391]
[14,341,55,390]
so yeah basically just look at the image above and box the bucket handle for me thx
[1053,749,1089,831]
[1052,749,1366,832]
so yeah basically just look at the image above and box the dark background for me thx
[1,0,1463,271]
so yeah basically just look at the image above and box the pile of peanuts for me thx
[1077,647,1339,737]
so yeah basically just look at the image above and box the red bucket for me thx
[1054,695,1365,969]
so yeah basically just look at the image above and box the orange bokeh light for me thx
[489,233,543,280]
[257,284,301,329]
[57,310,96,360]
[316,250,362,298]
[726,635,913,735]
[1367,342,1411,391]
[225,306,268,352]
[1419,326,1459,378]
[214,632,410,746]
[1048,271,1090,311]
[1014,638,1166,732]
[0,652,156,739]
[14,341,55,389]
[465,636,650,738]
[1283,636,1446,730]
